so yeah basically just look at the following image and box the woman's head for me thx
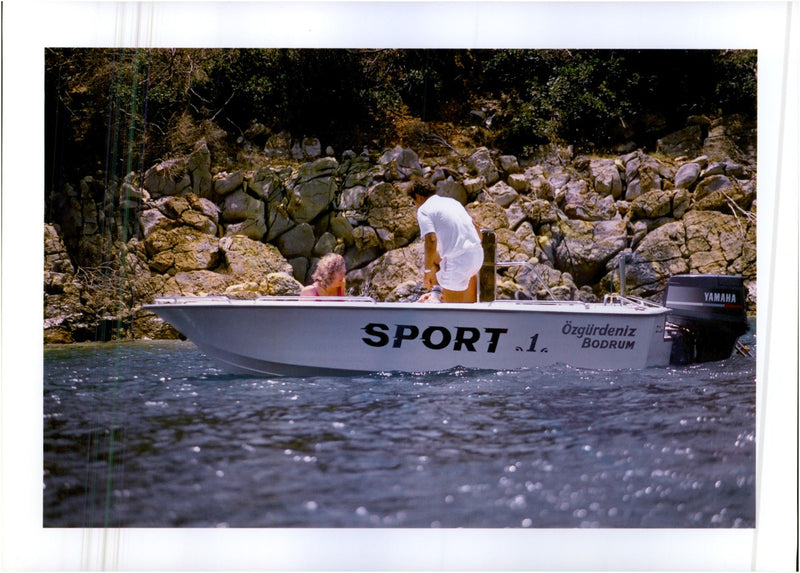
[312,253,346,289]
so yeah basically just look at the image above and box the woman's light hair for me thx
[312,253,346,289]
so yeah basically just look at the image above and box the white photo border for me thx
[2,1,797,570]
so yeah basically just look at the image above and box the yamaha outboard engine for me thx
[664,274,749,365]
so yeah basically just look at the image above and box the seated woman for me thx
[299,253,347,297]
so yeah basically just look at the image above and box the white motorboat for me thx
[145,294,672,376]
[144,273,749,376]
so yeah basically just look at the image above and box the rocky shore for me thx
[44,114,756,343]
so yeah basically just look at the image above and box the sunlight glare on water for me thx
[43,335,755,528]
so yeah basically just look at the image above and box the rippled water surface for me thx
[43,330,756,528]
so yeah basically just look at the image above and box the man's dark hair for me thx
[407,176,436,199]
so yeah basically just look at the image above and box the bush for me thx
[46,47,757,190]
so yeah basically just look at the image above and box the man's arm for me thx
[423,232,440,288]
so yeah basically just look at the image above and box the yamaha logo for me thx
[704,291,738,304]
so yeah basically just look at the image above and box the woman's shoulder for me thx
[299,284,318,297]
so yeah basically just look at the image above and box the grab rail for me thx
[603,293,666,311]
[256,295,377,303]
[150,295,232,304]
[149,295,378,305]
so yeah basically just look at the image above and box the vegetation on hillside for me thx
[45,48,756,194]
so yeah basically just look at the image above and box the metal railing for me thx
[150,295,378,305]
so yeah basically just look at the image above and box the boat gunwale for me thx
[144,295,669,316]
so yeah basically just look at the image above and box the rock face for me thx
[44,225,82,343]
[44,116,757,342]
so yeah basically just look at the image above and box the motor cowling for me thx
[664,274,749,365]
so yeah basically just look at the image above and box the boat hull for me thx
[145,297,673,376]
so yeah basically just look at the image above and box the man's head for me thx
[406,176,436,206]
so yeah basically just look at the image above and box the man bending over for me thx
[407,177,483,303]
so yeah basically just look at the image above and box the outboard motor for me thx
[664,274,749,365]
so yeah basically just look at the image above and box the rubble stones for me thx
[44,117,757,342]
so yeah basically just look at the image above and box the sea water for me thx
[43,326,756,528]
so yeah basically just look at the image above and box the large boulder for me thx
[339,185,369,211]
[352,225,381,251]
[340,151,375,188]
[497,154,520,175]
[247,167,285,202]
[144,194,219,236]
[674,161,702,189]
[301,137,322,159]
[144,227,221,274]
[329,212,355,246]
[224,272,303,299]
[343,243,382,271]
[462,176,487,199]
[221,189,266,240]
[467,147,499,186]
[436,178,468,204]
[162,270,237,296]
[213,170,244,196]
[692,174,753,212]
[683,209,752,274]
[521,198,560,228]
[276,222,315,259]
[507,173,528,193]
[504,199,528,230]
[313,231,338,257]
[131,307,183,340]
[124,239,167,302]
[526,169,555,201]
[630,189,678,220]
[484,180,519,208]
[561,180,617,221]
[139,207,173,238]
[224,217,267,241]
[187,141,212,198]
[264,130,293,157]
[348,241,425,301]
[553,219,628,285]
[702,118,749,163]
[656,125,703,157]
[589,158,623,199]
[44,224,75,276]
[264,272,304,295]
[378,146,423,181]
[222,189,264,222]
[467,200,509,231]
[625,221,689,296]
[142,158,190,199]
[493,227,529,264]
[219,234,293,281]
[265,200,294,242]
[621,152,662,201]
[365,182,419,249]
[502,262,584,301]
[287,158,338,222]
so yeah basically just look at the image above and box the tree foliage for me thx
[46,47,757,190]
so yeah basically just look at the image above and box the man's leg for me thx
[442,275,478,303]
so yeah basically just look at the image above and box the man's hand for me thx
[423,266,438,289]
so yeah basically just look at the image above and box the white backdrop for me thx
[2,1,797,570]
